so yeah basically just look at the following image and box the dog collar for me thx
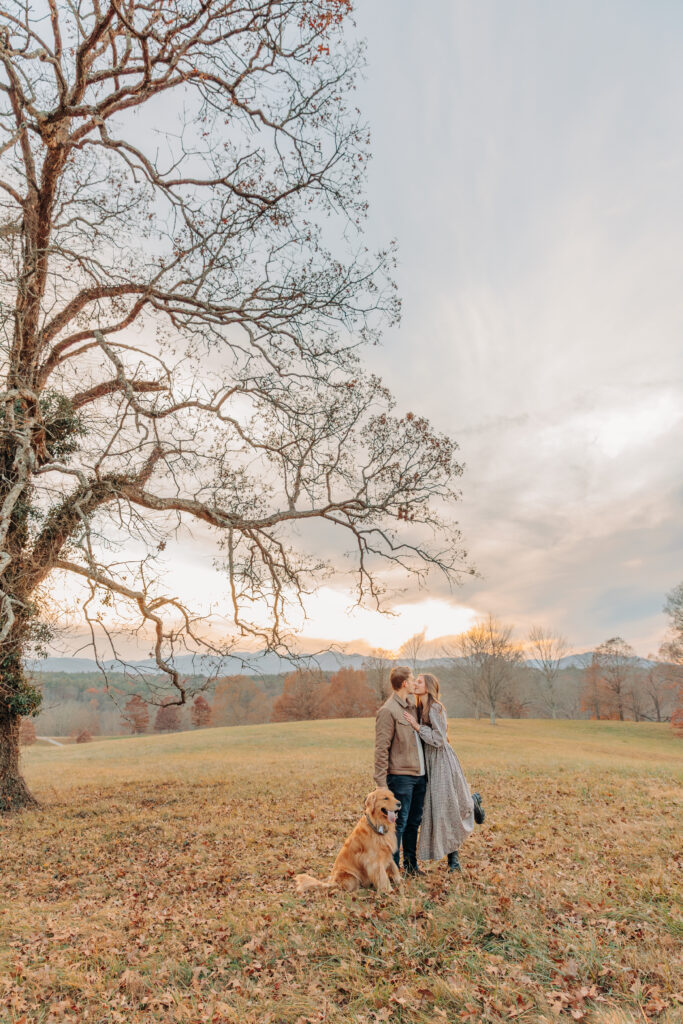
[365,813,387,835]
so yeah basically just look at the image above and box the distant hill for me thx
[525,652,655,670]
[25,649,656,676]
[25,649,369,676]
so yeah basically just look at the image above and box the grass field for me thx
[1,720,681,1024]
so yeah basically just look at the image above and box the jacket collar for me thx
[391,691,414,709]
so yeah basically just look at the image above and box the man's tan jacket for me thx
[374,691,422,789]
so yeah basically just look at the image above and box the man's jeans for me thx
[386,772,427,869]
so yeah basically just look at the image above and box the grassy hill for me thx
[2,720,681,1023]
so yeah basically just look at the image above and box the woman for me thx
[402,673,484,872]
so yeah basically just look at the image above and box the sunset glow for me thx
[293,589,478,651]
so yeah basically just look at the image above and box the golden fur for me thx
[295,788,402,894]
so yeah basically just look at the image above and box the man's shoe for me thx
[447,850,461,872]
[404,865,426,877]
[472,792,485,825]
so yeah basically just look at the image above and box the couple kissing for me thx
[374,665,484,876]
[295,665,485,895]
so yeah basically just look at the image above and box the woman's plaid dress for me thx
[417,702,475,860]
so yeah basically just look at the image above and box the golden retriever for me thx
[295,788,402,894]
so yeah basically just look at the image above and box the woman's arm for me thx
[417,704,447,748]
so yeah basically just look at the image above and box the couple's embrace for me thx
[295,663,484,895]
[374,665,484,876]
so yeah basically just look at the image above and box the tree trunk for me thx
[0,707,39,812]
[489,707,496,725]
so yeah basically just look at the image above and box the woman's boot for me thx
[447,850,461,872]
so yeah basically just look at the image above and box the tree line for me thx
[21,581,683,741]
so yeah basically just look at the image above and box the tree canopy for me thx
[0,0,468,809]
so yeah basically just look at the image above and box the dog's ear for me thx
[365,790,377,815]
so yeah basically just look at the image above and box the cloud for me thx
[350,0,683,655]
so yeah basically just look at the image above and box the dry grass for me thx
[1,719,681,1024]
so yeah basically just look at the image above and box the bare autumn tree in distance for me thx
[399,629,427,674]
[451,614,523,725]
[0,1,469,809]
[527,625,569,719]
[363,647,394,703]
[661,581,683,734]
[592,637,636,722]
[580,653,608,721]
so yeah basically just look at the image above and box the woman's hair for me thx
[417,673,444,722]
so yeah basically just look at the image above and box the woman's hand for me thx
[402,710,419,730]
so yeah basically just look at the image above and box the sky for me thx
[340,0,683,657]
[54,1,683,660]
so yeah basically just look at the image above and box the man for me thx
[374,665,426,875]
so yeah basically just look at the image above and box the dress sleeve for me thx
[418,704,447,748]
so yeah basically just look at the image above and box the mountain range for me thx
[25,650,653,676]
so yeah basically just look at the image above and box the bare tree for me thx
[579,653,604,720]
[0,2,469,809]
[661,582,683,733]
[399,629,426,674]
[661,582,683,666]
[498,675,532,718]
[452,614,523,725]
[362,647,395,703]
[628,670,647,722]
[641,661,672,722]
[527,625,569,719]
[445,630,484,719]
[593,637,636,721]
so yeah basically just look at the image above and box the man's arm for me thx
[374,705,394,788]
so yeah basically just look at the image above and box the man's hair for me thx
[390,665,412,691]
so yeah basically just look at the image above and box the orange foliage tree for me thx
[211,677,271,728]
[317,668,378,719]
[190,695,212,729]
[122,695,150,735]
[154,698,181,733]
[271,671,326,722]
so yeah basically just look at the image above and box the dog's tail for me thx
[294,873,336,894]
